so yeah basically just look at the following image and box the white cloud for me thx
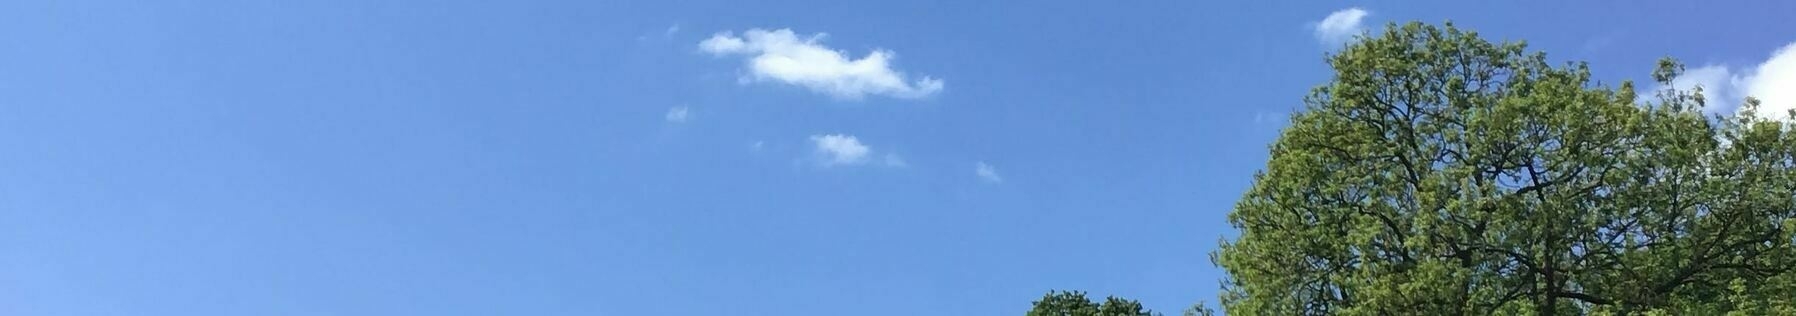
[665,24,681,37]
[810,134,872,166]
[698,33,746,52]
[665,106,690,123]
[807,134,908,167]
[699,28,944,100]
[750,140,765,151]
[1665,65,1740,114]
[1314,8,1370,46]
[975,161,1002,183]
[1742,43,1796,118]
[1661,42,1796,118]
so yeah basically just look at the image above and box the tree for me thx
[1182,301,1217,316]
[1214,22,1796,315]
[1026,291,1156,316]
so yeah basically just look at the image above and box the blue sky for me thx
[3,1,1794,315]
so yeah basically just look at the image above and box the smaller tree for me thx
[1026,291,1156,316]
[1182,301,1217,316]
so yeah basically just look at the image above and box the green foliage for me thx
[1214,22,1796,315]
[1026,291,1156,316]
[1182,301,1217,316]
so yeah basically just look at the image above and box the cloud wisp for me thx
[975,161,1002,183]
[665,106,690,123]
[1314,8,1370,46]
[807,134,907,167]
[810,134,873,166]
[700,28,944,100]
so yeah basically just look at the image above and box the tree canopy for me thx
[1213,22,1796,315]
[1024,291,1156,316]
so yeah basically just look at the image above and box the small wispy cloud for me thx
[699,28,944,100]
[665,106,690,123]
[1313,8,1370,46]
[665,24,681,37]
[807,134,909,168]
[810,134,872,166]
[975,161,1002,183]
[1660,42,1796,118]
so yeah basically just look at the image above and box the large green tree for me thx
[1215,22,1796,315]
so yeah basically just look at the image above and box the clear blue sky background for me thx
[4,1,1793,315]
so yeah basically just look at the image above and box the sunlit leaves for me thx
[1215,22,1796,315]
